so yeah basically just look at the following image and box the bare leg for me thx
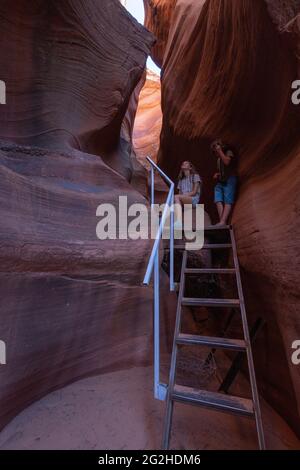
[175,195,193,221]
[220,204,232,225]
[216,202,224,222]
[174,195,183,222]
[174,195,195,233]
[177,195,194,205]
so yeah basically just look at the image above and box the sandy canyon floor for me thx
[0,365,299,450]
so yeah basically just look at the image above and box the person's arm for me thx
[184,179,201,197]
[216,145,232,166]
[190,182,200,197]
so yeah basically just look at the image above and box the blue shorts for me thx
[192,195,200,207]
[214,176,238,205]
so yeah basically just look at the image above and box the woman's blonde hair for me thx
[178,161,197,180]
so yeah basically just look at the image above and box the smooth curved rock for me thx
[0,142,177,430]
[120,72,150,196]
[0,0,177,431]
[0,0,154,180]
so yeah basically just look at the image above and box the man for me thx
[211,140,238,226]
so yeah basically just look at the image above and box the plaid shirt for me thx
[177,174,202,196]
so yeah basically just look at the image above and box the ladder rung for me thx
[172,385,254,417]
[204,225,231,231]
[173,244,232,251]
[176,334,247,351]
[182,298,240,308]
[185,268,235,274]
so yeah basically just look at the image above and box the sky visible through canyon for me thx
[122,0,161,75]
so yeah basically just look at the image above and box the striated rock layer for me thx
[0,0,177,431]
[0,0,154,182]
[146,0,300,435]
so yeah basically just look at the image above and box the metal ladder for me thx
[162,225,265,450]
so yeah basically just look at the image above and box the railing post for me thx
[170,186,175,291]
[154,250,160,399]
[144,157,174,401]
[151,166,155,208]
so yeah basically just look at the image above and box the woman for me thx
[174,161,202,229]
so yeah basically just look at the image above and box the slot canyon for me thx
[0,0,299,451]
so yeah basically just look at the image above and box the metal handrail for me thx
[143,156,175,401]
[143,157,175,289]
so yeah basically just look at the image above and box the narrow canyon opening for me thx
[123,0,163,167]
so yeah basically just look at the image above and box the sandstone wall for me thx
[0,0,176,430]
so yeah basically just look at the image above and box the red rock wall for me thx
[0,0,177,430]
[144,0,177,67]
[0,0,154,180]
[146,0,300,435]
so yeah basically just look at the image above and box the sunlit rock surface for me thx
[133,71,162,166]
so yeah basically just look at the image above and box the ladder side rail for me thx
[162,251,188,449]
[230,228,266,450]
